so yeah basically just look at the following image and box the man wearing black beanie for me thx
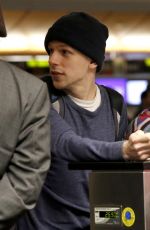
[18,11,150,230]
[44,12,108,72]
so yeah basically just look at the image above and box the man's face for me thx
[48,41,95,93]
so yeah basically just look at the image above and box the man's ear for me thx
[90,60,98,70]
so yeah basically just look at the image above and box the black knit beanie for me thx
[44,12,109,72]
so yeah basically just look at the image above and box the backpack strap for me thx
[101,85,124,140]
[52,97,65,117]
[41,75,65,117]
[103,86,123,116]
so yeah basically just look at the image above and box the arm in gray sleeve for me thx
[0,83,50,229]
[51,108,123,161]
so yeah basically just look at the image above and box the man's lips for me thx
[51,71,63,76]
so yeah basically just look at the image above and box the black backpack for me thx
[42,75,124,140]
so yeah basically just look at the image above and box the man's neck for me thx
[66,84,97,100]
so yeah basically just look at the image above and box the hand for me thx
[122,130,150,161]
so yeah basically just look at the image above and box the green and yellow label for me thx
[122,207,135,227]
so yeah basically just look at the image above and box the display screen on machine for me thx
[94,207,121,225]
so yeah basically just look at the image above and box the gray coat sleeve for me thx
[0,75,50,229]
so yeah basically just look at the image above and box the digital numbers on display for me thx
[99,211,119,219]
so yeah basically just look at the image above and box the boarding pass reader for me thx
[69,161,150,230]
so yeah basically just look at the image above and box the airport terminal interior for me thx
[1,0,150,121]
[1,2,150,230]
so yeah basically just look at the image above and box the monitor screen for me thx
[126,80,148,105]
[96,78,126,101]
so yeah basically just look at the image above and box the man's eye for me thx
[62,50,70,55]
[49,48,53,54]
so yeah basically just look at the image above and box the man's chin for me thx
[53,83,65,90]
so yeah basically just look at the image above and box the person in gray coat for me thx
[0,2,51,229]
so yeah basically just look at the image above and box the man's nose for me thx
[49,52,60,65]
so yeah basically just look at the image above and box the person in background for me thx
[127,108,150,136]
[17,12,150,230]
[0,2,51,229]
[134,88,150,119]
